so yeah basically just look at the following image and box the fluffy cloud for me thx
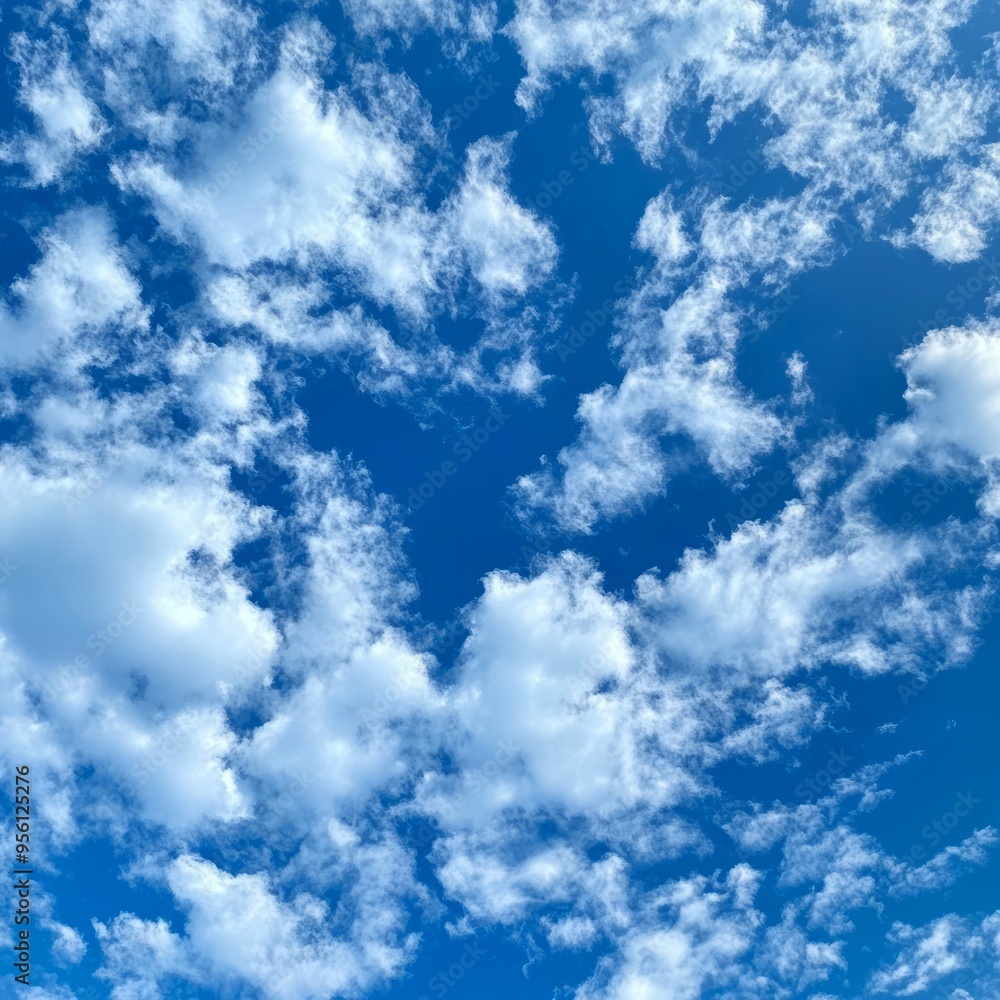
[727,759,997,946]
[1,31,105,185]
[343,0,497,42]
[504,0,1000,532]
[892,828,1000,896]
[2,2,999,998]
[105,21,556,400]
[96,848,421,1000]
[870,912,1000,996]
[636,496,983,677]
[902,144,1000,263]
[516,191,836,532]
[432,560,702,848]
[573,865,764,1000]
[0,208,148,370]
[844,318,1000,528]
[110,24,441,305]
[508,0,984,209]
[87,0,261,97]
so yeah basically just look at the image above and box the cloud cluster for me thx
[516,191,838,530]
[1,1,998,998]
[509,0,1000,533]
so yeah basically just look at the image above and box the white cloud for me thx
[107,24,556,400]
[896,321,1000,466]
[241,631,441,816]
[757,906,846,992]
[856,319,1000,516]
[903,144,1000,263]
[903,78,992,160]
[111,25,440,313]
[637,498,980,677]
[434,837,624,927]
[426,552,701,826]
[166,852,417,999]
[94,912,190,999]
[508,0,982,204]
[0,442,277,711]
[97,851,420,1000]
[508,0,1000,270]
[573,865,764,1000]
[0,208,148,370]
[726,757,996,956]
[343,0,497,42]
[443,136,558,304]
[515,191,836,532]
[787,352,814,407]
[47,920,88,965]
[869,913,1000,996]
[87,0,260,93]
[1,31,105,185]
[3,3,1000,996]
[891,828,999,896]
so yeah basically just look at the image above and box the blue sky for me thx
[2,1,1000,998]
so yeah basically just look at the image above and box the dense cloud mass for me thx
[1,1,999,998]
